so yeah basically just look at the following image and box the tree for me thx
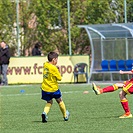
[0,0,16,55]
[0,0,131,56]
[0,0,38,56]
[127,0,133,22]
[18,0,38,56]
[33,0,126,55]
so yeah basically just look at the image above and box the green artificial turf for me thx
[0,84,133,133]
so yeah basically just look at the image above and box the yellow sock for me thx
[113,84,119,90]
[59,101,66,118]
[44,103,52,115]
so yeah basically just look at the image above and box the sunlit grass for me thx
[0,84,133,133]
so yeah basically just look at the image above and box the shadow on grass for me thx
[89,115,123,119]
[32,120,65,123]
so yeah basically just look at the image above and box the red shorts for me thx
[123,79,133,94]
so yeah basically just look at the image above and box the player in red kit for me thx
[92,69,133,118]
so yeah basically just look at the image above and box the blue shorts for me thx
[41,89,62,101]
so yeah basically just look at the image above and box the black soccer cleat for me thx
[41,113,47,123]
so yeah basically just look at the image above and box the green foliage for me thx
[33,0,126,55]
[0,0,132,56]
[0,0,16,44]
[18,0,38,55]
[127,1,133,22]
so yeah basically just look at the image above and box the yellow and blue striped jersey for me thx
[41,62,62,92]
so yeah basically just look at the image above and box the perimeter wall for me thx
[7,55,89,84]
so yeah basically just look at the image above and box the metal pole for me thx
[124,0,127,23]
[124,0,128,59]
[16,0,20,56]
[67,0,72,55]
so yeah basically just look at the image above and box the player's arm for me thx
[119,70,133,75]
[53,66,62,81]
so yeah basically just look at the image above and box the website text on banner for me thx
[7,56,89,84]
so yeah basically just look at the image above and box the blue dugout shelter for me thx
[78,23,133,82]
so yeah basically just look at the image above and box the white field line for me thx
[0,84,38,88]
[0,90,86,97]
[0,84,90,89]
[0,82,112,88]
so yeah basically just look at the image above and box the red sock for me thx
[102,86,115,93]
[121,99,130,114]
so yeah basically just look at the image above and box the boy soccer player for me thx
[92,70,133,118]
[41,52,70,123]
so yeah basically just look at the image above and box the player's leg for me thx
[119,83,133,118]
[56,98,70,121]
[92,82,123,95]
[54,89,70,121]
[42,100,53,123]
[41,90,53,122]
[43,100,53,115]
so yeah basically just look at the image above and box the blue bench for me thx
[92,59,133,81]
[101,59,133,71]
